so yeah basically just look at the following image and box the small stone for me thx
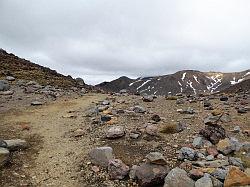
[146,124,158,136]
[220,96,228,101]
[232,126,241,133]
[178,147,197,161]
[206,146,218,157]
[31,101,43,106]
[211,109,223,116]
[132,106,146,113]
[129,132,140,139]
[143,95,154,102]
[106,126,125,139]
[5,76,15,81]
[206,155,214,161]
[89,147,113,168]
[146,152,167,165]
[192,137,204,148]
[74,129,84,137]
[136,163,170,187]
[4,139,28,151]
[151,114,161,122]
[224,166,250,187]
[238,108,247,114]
[108,159,129,180]
[0,80,10,91]
[164,167,195,187]
[101,115,112,122]
[91,166,100,173]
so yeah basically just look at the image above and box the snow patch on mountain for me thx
[137,80,151,90]
[181,72,186,81]
[230,77,244,85]
[207,74,222,92]
[187,80,196,94]
[193,75,200,83]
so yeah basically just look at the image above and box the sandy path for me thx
[3,93,106,187]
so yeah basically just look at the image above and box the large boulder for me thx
[89,147,114,167]
[216,138,237,155]
[195,174,213,187]
[164,167,195,187]
[135,163,170,187]
[75,77,85,86]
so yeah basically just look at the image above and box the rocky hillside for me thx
[0,49,84,88]
[97,70,250,95]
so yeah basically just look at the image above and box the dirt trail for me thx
[2,93,106,187]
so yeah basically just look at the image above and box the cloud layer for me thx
[0,0,250,84]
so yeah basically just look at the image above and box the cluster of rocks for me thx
[0,76,88,107]
[86,90,250,187]
[0,139,28,167]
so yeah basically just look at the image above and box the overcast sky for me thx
[0,0,250,84]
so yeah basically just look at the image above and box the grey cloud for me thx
[0,0,250,85]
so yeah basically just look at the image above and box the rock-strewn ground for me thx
[0,78,249,187]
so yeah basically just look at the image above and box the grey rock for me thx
[238,107,247,114]
[108,159,129,180]
[228,157,244,169]
[129,132,140,139]
[119,89,127,94]
[233,126,241,133]
[146,152,167,165]
[216,138,237,155]
[211,168,228,180]
[5,139,28,151]
[106,126,125,139]
[132,106,146,113]
[143,95,154,102]
[89,147,114,167]
[75,77,85,86]
[193,160,229,168]
[192,137,204,148]
[178,147,197,161]
[0,148,10,167]
[0,140,7,148]
[151,114,161,122]
[136,163,170,187]
[0,80,10,91]
[195,175,213,187]
[164,167,195,187]
[102,100,110,105]
[220,114,232,123]
[5,76,15,81]
[199,124,226,144]
[206,155,214,161]
[0,90,14,95]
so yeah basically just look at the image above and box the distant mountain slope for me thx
[0,49,82,88]
[97,76,133,93]
[97,69,250,95]
[221,79,250,93]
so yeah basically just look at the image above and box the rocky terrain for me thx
[0,50,250,186]
[97,70,250,95]
[1,73,250,186]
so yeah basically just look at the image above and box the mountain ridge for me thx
[96,69,250,95]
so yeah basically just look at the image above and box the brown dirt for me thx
[0,93,106,187]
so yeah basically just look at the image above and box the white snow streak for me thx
[181,72,186,81]
[137,80,151,90]
[193,75,200,83]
